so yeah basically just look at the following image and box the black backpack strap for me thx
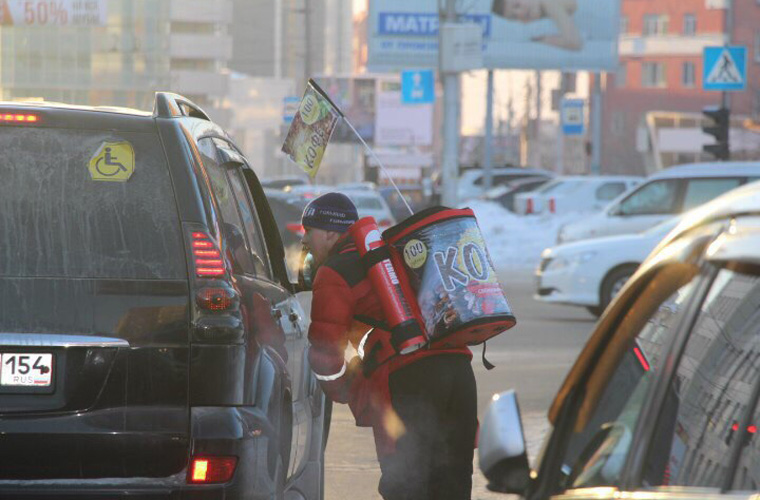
[354,314,391,331]
[482,341,496,370]
[353,314,399,376]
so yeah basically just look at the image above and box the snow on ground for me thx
[466,200,588,272]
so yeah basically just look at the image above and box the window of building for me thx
[170,21,217,35]
[683,14,697,35]
[616,62,627,88]
[642,62,666,88]
[643,14,669,36]
[171,58,215,72]
[682,61,696,88]
[612,112,626,136]
[620,15,629,35]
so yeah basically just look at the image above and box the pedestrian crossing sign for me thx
[703,46,746,91]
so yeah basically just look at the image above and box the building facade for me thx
[0,0,233,122]
[226,0,355,179]
[599,0,760,174]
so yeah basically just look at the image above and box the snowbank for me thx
[466,200,584,271]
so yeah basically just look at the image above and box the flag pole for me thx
[342,118,415,217]
[308,79,415,217]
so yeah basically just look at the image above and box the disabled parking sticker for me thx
[88,141,135,182]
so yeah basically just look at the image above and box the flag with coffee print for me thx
[282,79,342,178]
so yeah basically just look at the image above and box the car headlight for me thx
[545,251,597,271]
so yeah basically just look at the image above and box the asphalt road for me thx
[320,269,598,500]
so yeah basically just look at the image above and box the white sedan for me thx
[534,217,678,316]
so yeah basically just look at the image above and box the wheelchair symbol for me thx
[95,147,128,177]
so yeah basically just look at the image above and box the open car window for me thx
[644,264,760,490]
[557,263,703,490]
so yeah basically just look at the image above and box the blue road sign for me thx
[703,46,746,91]
[401,69,435,104]
[561,99,585,136]
[283,96,300,124]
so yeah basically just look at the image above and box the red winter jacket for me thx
[307,232,471,457]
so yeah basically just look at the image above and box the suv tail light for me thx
[191,231,225,277]
[548,198,556,214]
[525,198,534,214]
[196,287,236,311]
[188,456,237,484]
[0,113,39,123]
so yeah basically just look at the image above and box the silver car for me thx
[481,181,760,499]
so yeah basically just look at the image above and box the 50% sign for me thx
[19,1,68,25]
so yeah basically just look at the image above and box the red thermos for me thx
[348,217,427,354]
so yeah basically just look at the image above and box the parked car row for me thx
[535,163,760,317]
[513,176,641,215]
[482,180,760,500]
[557,162,760,244]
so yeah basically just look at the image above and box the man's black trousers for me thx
[378,354,478,500]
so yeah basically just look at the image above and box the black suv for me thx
[0,94,326,499]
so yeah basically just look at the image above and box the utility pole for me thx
[303,0,312,86]
[722,0,734,112]
[440,0,460,207]
[274,0,282,78]
[590,73,602,175]
[534,70,542,167]
[484,70,494,190]
[556,72,567,174]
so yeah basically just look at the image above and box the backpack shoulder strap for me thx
[354,314,391,331]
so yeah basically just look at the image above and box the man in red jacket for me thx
[301,192,477,500]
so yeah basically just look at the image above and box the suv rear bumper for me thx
[0,407,281,500]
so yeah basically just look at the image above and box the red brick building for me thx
[598,0,760,175]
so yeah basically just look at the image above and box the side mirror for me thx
[297,251,315,292]
[479,390,533,495]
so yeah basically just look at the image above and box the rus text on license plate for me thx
[0,353,54,387]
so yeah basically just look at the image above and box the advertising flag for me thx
[281,79,343,178]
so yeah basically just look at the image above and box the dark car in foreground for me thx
[0,95,326,499]
[480,181,760,500]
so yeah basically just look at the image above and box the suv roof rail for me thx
[154,92,211,121]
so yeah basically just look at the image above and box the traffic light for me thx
[702,106,730,161]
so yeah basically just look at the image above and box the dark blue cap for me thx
[301,192,358,233]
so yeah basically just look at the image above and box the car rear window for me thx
[682,178,742,211]
[347,194,384,210]
[0,126,185,279]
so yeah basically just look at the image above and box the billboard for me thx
[0,0,107,26]
[375,78,433,146]
[368,0,620,71]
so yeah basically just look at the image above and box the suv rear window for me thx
[0,127,184,279]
